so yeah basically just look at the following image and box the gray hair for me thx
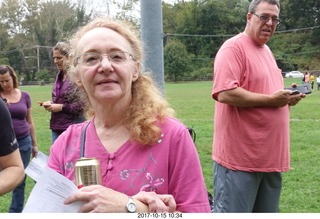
[248,0,280,13]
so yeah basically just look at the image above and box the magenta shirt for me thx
[212,33,290,172]
[48,117,211,212]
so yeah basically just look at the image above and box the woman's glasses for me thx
[77,51,133,67]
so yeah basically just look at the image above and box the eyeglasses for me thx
[252,13,281,25]
[77,51,133,67]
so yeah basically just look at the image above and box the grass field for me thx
[0,79,319,213]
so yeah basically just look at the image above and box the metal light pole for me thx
[140,0,164,93]
[35,45,40,73]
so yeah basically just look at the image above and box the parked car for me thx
[281,71,288,78]
[285,71,304,78]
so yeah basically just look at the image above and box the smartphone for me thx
[285,83,312,95]
[290,90,300,95]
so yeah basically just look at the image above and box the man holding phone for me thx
[211,0,305,213]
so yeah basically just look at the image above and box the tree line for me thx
[0,0,319,83]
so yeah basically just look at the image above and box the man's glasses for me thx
[252,13,281,25]
[77,51,133,67]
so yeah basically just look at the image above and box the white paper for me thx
[22,167,84,213]
[25,151,49,182]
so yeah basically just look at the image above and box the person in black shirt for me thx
[0,98,24,195]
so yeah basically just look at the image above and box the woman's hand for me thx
[39,101,62,112]
[64,185,177,213]
[133,191,176,213]
[64,185,130,213]
[31,146,38,158]
[39,100,51,111]
[47,103,63,112]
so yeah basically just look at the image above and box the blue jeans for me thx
[9,135,32,213]
[51,130,64,144]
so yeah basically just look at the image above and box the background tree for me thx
[164,40,192,83]
[0,0,90,82]
[269,0,320,72]
[1,0,320,83]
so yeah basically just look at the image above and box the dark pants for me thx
[9,135,31,213]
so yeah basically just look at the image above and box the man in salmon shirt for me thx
[211,0,305,213]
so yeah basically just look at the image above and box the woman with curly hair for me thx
[47,17,210,213]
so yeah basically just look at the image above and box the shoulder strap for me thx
[80,121,91,158]
[188,127,196,143]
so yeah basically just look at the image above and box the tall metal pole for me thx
[36,45,40,73]
[140,0,164,93]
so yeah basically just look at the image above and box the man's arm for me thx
[0,149,24,195]
[217,87,294,107]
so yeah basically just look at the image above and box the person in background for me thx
[211,0,305,213]
[0,65,38,212]
[39,42,85,143]
[317,74,320,90]
[303,71,309,84]
[47,17,211,213]
[309,72,314,89]
[0,98,24,196]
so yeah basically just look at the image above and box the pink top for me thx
[48,117,211,212]
[212,33,290,172]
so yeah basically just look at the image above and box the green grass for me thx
[1,79,320,213]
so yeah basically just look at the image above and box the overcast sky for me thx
[0,0,183,20]
[82,0,181,18]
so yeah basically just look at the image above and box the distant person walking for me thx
[303,72,309,84]
[39,42,86,143]
[317,74,320,90]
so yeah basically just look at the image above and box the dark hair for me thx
[0,65,19,91]
[249,0,280,13]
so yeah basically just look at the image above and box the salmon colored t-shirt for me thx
[212,33,290,172]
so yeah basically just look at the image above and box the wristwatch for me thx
[126,196,137,213]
